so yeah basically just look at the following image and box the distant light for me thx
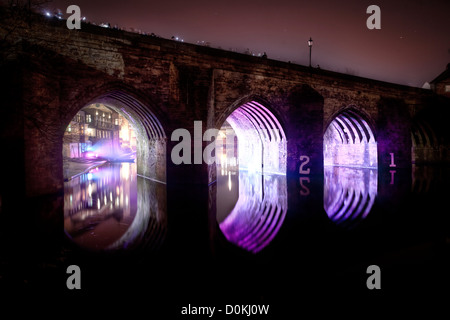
[44,11,51,17]
[82,17,86,21]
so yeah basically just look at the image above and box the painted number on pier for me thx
[299,177,310,196]
[299,155,311,175]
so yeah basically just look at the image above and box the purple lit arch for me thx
[324,108,377,168]
[216,99,287,253]
[63,89,167,183]
[323,107,378,227]
[221,100,287,175]
[219,172,287,253]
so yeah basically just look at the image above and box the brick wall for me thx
[0,9,447,200]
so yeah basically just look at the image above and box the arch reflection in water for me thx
[324,166,377,229]
[64,163,167,251]
[218,169,287,254]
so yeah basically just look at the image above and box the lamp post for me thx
[308,37,313,67]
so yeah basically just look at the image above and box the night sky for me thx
[48,0,449,87]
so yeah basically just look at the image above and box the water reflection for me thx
[64,163,167,251]
[411,164,447,194]
[217,167,287,253]
[324,166,377,229]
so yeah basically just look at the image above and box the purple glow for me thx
[323,110,378,227]
[219,171,287,253]
[324,166,377,228]
[84,139,135,162]
[225,101,286,175]
[324,110,377,168]
[216,101,287,253]
[85,151,97,159]
[64,163,138,250]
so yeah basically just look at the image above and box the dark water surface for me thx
[0,162,448,313]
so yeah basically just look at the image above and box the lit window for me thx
[115,119,119,126]
[445,85,450,92]
[86,114,91,123]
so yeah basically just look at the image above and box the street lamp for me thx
[308,37,313,67]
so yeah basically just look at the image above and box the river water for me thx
[62,162,449,300]
[1,161,444,310]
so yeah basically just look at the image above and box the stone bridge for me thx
[1,10,449,244]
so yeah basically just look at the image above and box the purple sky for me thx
[49,0,449,87]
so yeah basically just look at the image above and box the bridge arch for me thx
[214,97,287,254]
[323,106,378,228]
[61,87,168,250]
[216,96,287,174]
[324,106,377,168]
[411,117,440,164]
[61,87,167,183]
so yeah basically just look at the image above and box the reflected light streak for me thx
[217,101,288,253]
[323,109,378,228]
[219,172,287,253]
[324,166,377,228]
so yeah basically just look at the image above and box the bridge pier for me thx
[1,12,448,263]
[377,98,412,171]
[165,66,214,258]
[165,138,211,259]
[376,97,412,198]
[285,84,324,176]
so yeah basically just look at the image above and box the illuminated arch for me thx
[215,98,287,253]
[62,89,167,183]
[324,107,377,168]
[323,107,377,228]
[62,88,167,251]
[217,99,287,175]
